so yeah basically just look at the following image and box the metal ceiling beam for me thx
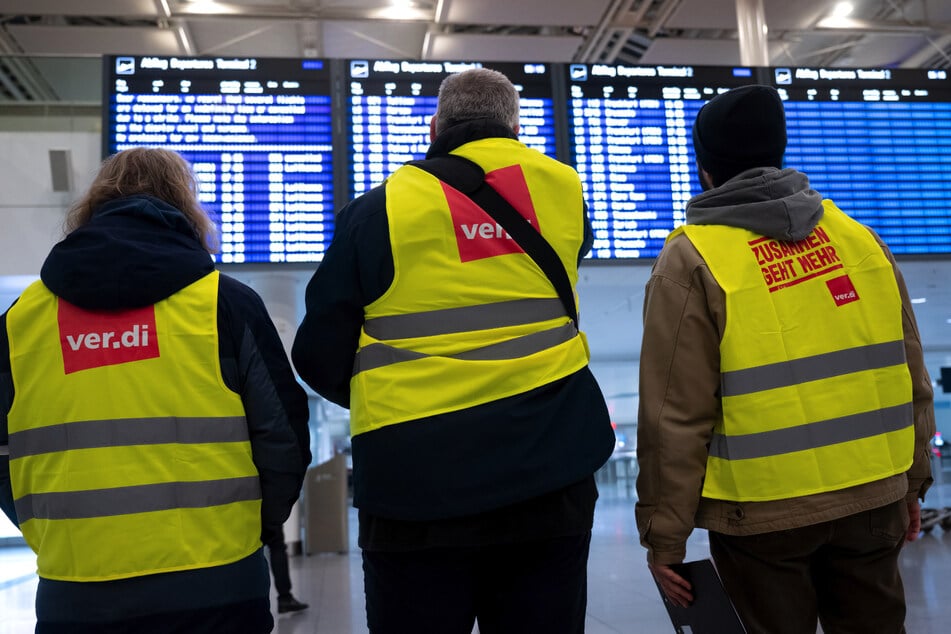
[331,23,419,58]
[154,0,196,55]
[646,0,684,38]
[0,2,434,23]
[0,27,58,100]
[813,18,950,35]
[573,0,637,63]
[171,2,434,23]
[0,0,158,17]
[900,33,951,67]
[196,22,283,55]
[433,0,450,25]
[608,16,951,36]
[605,27,634,62]
[595,0,640,62]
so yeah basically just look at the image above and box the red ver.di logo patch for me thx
[446,164,541,263]
[57,300,160,374]
[826,274,860,307]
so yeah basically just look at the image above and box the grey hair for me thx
[433,68,520,136]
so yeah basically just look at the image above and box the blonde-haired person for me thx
[65,147,219,251]
[0,147,310,633]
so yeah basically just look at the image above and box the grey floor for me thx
[2,476,951,634]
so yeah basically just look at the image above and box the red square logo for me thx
[447,164,540,263]
[57,300,160,374]
[826,274,860,307]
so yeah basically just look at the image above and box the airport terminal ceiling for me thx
[0,1,948,92]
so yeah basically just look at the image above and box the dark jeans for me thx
[710,500,909,634]
[266,535,292,598]
[362,531,591,634]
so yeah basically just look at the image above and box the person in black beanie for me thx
[636,84,935,633]
[691,84,787,188]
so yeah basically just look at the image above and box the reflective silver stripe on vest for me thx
[8,416,249,459]
[14,475,261,523]
[0,445,8,456]
[364,297,568,340]
[709,402,913,460]
[354,323,578,375]
[721,340,906,397]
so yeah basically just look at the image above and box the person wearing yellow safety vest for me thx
[636,85,935,634]
[292,68,615,633]
[0,148,310,633]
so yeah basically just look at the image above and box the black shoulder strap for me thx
[411,155,578,325]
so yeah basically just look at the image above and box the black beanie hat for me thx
[692,84,787,186]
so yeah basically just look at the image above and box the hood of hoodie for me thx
[685,167,824,242]
[40,195,215,310]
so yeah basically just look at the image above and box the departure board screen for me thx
[102,55,334,263]
[566,64,759,259]
[347,59,559,198]
[101,56,951,264]
[773,67,951,256]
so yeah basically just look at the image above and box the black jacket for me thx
[0,195,310,632]
[293,120,614,546]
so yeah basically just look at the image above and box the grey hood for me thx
[685,167,824,242]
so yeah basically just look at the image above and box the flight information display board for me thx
[102,55,334,263]
[101,56,951,263]
[772,67,951,255]
[347,59,559,198]
[566,64,760,258]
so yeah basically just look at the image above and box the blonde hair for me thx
[66,147,219,253]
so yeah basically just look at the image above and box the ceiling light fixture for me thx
[373,1,420,20]
[817,1,856,28]
[182,0,226,14]
[434,0,450,24]
[156,0,172,19]
[176,25,195,55]
[911,297,927,304]
[831,2,854,18]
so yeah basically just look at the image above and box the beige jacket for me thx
[635,168,935,566]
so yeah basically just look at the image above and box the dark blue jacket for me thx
[0,195,310,633]
[292,120,614,540]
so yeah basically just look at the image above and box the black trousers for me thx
[362,531,591,634]
[266,535,292,598]
[710,500,909,634]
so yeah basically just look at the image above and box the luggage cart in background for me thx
[921,449,951,535]
[919,507,951,534]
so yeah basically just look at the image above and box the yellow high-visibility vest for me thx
[6,271,262,581]
[674,200,913,501]
[350,138,592,435]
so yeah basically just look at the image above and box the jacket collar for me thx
[426,118,518,158]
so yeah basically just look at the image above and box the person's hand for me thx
[649,562,693,607]
[906,500,921,542]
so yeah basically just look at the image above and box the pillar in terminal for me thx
[735,0,770,67]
